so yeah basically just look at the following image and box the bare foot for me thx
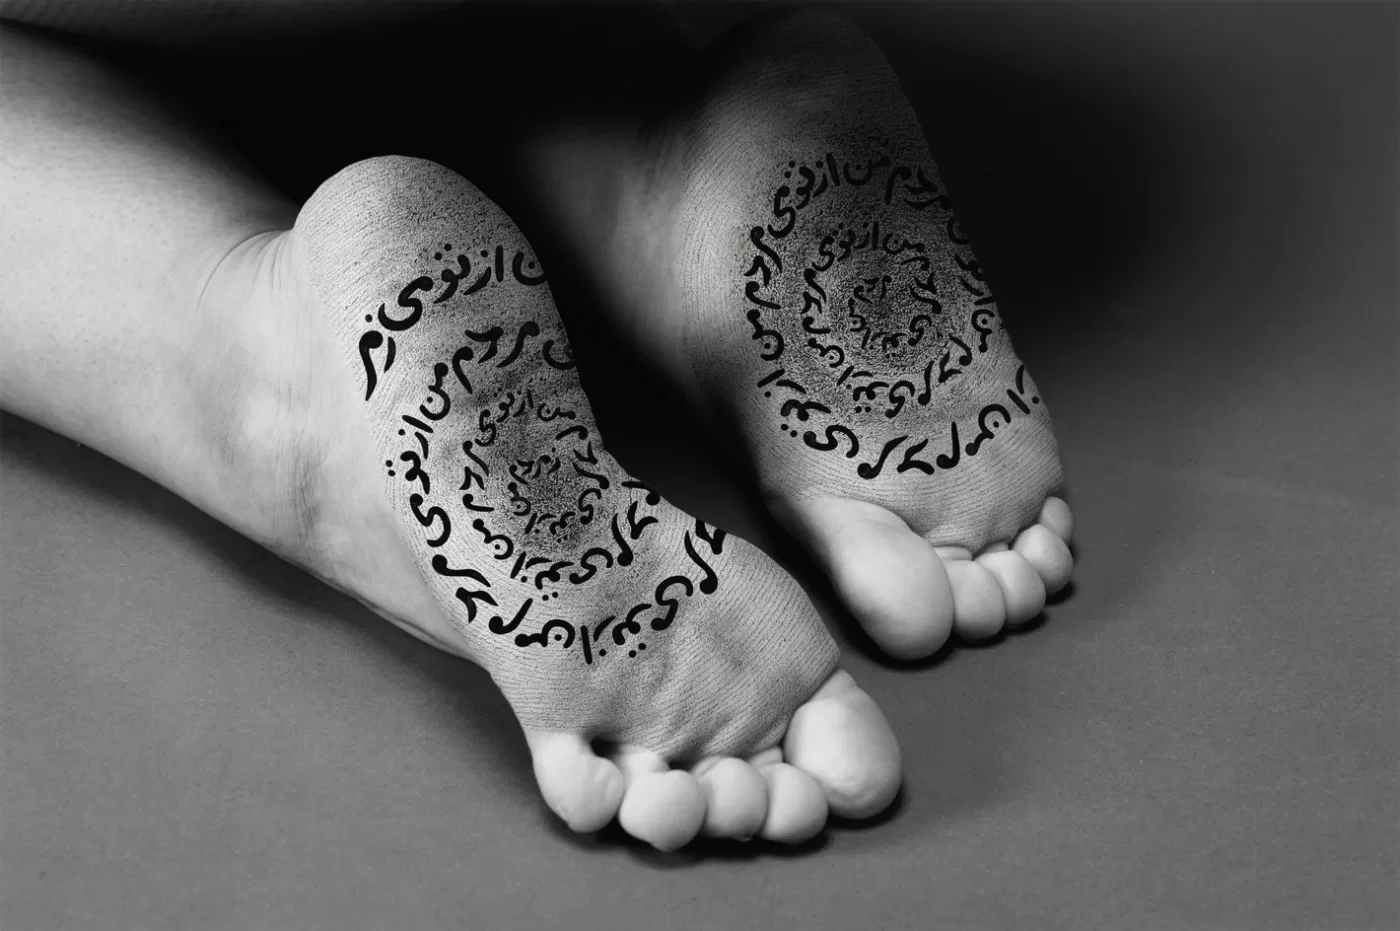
[518,9,1074,660]
[210,155,900,850]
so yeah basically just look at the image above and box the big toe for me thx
[772,495,954,660]
[782,669,901,819]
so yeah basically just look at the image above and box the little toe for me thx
[1038,497,1074,544]
[614,748,707,852]
[693,757,768,840]
[772,496,954,659]
[943,557,1007,641]
[975,549,1046,628]
[1013,523,1074,596]
[782,669,902,819]
[755,761,828,844]
[526,730,625,834]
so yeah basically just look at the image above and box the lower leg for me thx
[1,21,902,850]
[0,22,471,655]
[0,22,300,554]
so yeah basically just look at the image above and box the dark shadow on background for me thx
[69,0,1169,369]
[537,787,906,865]
[6,6,1399,923]
[10,0,1168,813]
[47,0,1169,668]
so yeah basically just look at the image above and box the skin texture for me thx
[293,155,903,844]
[503,9,1076,660]
[0,3,1075,853]
[0,22,901,851]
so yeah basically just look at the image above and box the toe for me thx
[1038,496,1074,544]
[944,557,1007,641]
[525,730,625,834]
[755,762,828,844]
[693,757,768,840]
[771,496,954,659]
[975,549,1046,627]
[614,748,707,852]
[1013,523,1074,596]
[783,669,902,819]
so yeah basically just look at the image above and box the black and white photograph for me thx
[1,1,1395,928]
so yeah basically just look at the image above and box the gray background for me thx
[3,2,1397,929]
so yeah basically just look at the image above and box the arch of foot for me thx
[715,138,1062,553]
[677,78,1058,551]
[671,11,1071,657]
[295,156,838,763]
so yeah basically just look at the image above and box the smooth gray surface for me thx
[3,3,1397,929]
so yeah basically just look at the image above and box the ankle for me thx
[225,224,474,658]
[191,226,326,565]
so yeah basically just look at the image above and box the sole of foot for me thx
[225,155,907,851]
[516,9,1075,661]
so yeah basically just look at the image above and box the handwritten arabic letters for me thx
[739,146,1039,482]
